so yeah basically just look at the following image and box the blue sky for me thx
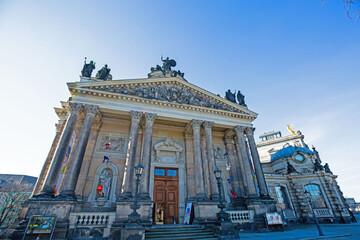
[0,1,359,200]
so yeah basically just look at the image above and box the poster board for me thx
[265,212,283,225]
[184,203,192,224]
[23,215,57,240]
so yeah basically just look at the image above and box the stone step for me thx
[146,231,214,237]
[145,224,218,240]
[146,228,209,233]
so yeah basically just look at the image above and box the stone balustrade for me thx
[69,212,115,227]
[226,210,254,223]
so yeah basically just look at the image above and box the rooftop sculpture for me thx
[148,56,186,80]
[81,57,96,77]
[225,89,247,107]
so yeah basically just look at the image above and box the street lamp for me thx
[128,162,143,225]
[214,167,230,224]
[304,190,324,236]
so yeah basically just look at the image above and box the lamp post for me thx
[214,167,230,224]
[304,190,324,236]
[128,162,143,225]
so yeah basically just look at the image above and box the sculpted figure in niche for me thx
[81,57,96,77]
[97,169,113,200]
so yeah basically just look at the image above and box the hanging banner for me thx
[54,132,76,195]
[184,203,192,224]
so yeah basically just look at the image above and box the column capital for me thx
[244,127,255,136]
[130,110,143,122]
[85,104,99,116]
[234,125,246,135]
[69,102,83,114]
[190,119,203,129]
[203,121,214,130]
[144,112,157,123]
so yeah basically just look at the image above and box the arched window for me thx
[275,186,291,209]
[304,184,327,209]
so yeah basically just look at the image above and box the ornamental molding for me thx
[67,78,257,121]
[153,137,183,164]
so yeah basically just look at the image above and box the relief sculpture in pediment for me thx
[93,83,239,113]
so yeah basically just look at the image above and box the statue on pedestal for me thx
[237,90,247,107]
[225,90,236,103]
[161,56,176,71]
[96,64,112,80]
[81,57,96,77]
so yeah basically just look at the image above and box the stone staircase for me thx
[145,224,219,240]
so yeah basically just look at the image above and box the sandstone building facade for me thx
[14,60,277,239]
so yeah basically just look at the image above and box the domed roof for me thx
[271,146,315,161]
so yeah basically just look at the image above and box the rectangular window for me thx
[155,168,165,176]
[167,169,177,177]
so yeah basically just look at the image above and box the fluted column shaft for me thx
[121,111,142,198]
[234,126,258,197]
[139,113,157,199]
[224,135,244,197]
[191,120,207,200]
[59,105,99,198]
[245,127,269,197]
[38,103,82,197]
[203,121,219,199]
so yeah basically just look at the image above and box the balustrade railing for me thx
[69,212,115,227]
[226,210,254,223]
[314,208,332,217]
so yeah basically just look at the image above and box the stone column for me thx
[191,119,207,200]
[32,120,66,197]
[203,121,219,200]
[234,136,249,196]
[245,127,269,197]
[58,105,99,198]
[224,135,244,197]
[234,126,258,198]
[38,102,82,197]
[184,129,196,200]
[139,113,157,200]
[120,111,142,199]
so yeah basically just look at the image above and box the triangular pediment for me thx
[67,76,257,120]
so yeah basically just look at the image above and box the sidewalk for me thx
[237,222,360,239]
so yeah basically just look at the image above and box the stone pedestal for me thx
[192,201,218,224]
[213,222,237,240]
[121,225,145,240]
[115,201,153,224]
[245,197,277,230]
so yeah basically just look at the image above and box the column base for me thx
[137,193,151,201]
[31,192,55,199]
[210,193,220,201]
[118,192,133,200]
[196,193,209,202]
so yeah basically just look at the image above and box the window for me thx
[275,186,291,209]
[304,184,327,209]
[167,169,177,177]
[155,169,165,176]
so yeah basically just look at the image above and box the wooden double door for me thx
[153,168,179,224]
